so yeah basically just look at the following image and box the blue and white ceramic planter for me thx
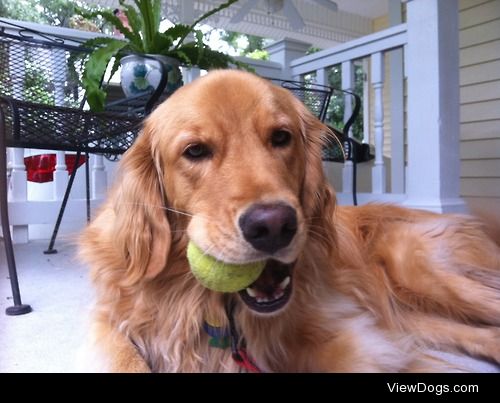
[120,54,183,98]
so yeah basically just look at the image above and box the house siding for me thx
[368,1,500,207]
[459,0,500,210]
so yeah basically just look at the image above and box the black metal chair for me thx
[0,21,168,315]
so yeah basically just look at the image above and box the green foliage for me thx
[220,31,269,60]
[0,0,97,28]
[325,64,364,142]
[77,0,242,111]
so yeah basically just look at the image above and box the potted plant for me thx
[79,0,240,111]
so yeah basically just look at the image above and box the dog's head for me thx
[111,70,336,315]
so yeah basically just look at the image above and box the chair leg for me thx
[0,112,32,315]
[85,152,90,223]
[44,151,82,255]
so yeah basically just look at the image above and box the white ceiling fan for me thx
[230,0,338,30]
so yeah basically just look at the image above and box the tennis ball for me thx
[187,242,265,292]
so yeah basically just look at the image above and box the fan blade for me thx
[311,0,338,12]
[230,0,260,23]
[282,1,305,30]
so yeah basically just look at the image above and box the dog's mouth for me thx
[238,259,294,314]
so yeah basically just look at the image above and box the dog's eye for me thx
[271,130,292,148]
[183,143,212,160]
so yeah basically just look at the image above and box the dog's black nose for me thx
[239,203,297,254]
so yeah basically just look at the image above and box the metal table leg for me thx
[44,151,83,255]
[0,110,32,315]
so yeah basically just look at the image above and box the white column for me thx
[9,149,28,243]
[266,39,311,80]
[405,0,466,213]
[92,154,107,199]
[53,151,68,200]
[315,68,328,87]
[389,0,405,194]
[341,61,354,195]
[371,52,386,194]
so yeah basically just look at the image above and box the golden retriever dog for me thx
[79,70,500,372]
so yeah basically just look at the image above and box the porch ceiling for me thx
[82,0,388,48]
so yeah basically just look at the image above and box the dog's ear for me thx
[295,100,337,246]
[296,101,337,217]
[111,122,171,286]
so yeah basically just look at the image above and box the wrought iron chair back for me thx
[269,78,360,161]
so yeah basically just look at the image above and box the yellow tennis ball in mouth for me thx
[187,242,265,292]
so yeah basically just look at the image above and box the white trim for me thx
[290,24,407,75]
[337,192,407,206]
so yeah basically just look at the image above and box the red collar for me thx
[226,300,262,373]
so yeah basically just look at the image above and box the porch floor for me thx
[0,239,93,373]
[0,239,499,373]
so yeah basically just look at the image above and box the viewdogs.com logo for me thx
[387,383,478,395]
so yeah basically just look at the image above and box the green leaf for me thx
[82,40,129,111]
[134,0,161,52]
[84,79,106,114]
[167,49,192,66]
[152,34,174,55]
[194,30,205,65]
[163,24,192,42]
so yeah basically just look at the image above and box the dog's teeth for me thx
[279,276,290,290]
[246,287,257,298]
[273,290,284,300]
[256,297,268,303]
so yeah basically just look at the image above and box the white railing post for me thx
[9,149,29,243]
[404,0,466,212]
[266,39,311,80]
[371,52,386,194]
[362,58,370,144]
[53,151,68,200]
[341,61,354,195]
[315,67,328,86]
[92,154,107,199]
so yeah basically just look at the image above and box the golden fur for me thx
[79,70,500,372]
